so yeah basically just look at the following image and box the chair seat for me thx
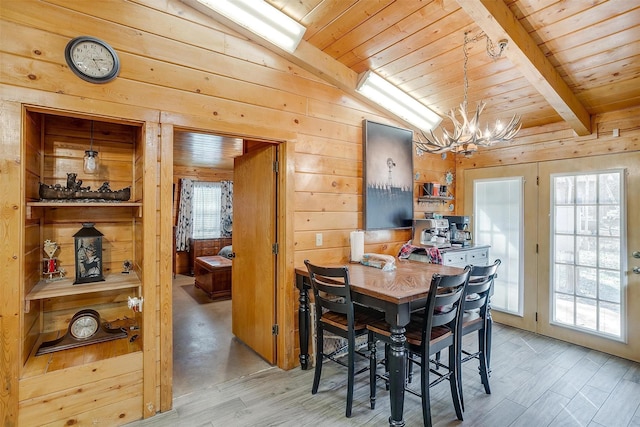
[367,319,453,348]
[462,310,481,326]
[321,306,384,332]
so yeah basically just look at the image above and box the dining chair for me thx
[304,260,384,418]
[458,259,501,403]
[367,266,471,427]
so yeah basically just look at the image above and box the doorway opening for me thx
[171,129,272,398]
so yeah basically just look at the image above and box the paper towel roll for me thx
[350,231,364,263]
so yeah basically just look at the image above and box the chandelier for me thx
[415,32,521,157]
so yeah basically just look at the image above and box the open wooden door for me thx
[232,143,277,363]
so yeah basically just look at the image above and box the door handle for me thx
[633,251,640,259]
[633,266,640,274]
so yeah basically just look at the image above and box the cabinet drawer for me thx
[443,253,466,266]
[467,249,489,265]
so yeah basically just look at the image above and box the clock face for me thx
[65,36,120,83]
[69,311,100,339]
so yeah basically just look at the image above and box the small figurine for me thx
[122,260,132,274]
[42,239,64,282]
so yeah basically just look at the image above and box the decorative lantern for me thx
[73,223,105,284]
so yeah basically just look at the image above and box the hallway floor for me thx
[171,274,272,398]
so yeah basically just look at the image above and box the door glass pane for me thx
[550,170,625,339]
[474,177,523,315]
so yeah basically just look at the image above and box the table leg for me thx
[387,325,407,427]
[297,273,310,370]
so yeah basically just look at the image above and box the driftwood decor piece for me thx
[39,173,131,201]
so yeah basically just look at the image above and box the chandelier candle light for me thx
[415,32,521,156]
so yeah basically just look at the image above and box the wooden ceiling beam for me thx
[457,0,591,136]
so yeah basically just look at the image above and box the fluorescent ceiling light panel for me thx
[194,0,305,53]
[356,70,442,131]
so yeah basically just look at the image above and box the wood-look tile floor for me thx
[127,277,640,426]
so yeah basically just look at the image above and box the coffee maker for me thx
[412,218,451,248]
[443,215,472,246]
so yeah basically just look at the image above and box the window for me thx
[192,181,222,239]
[551,170,625,339]
[474,177,524,315]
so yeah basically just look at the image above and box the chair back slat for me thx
[464,259,501,312]
[304,260,353,319]
[421,266,471,340]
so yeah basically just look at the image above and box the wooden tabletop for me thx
[295,259,464,304]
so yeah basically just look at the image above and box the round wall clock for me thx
[36,308,128,355]
[64,36,120,83]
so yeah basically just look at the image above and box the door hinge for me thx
[272,242,279,254]
[273,160,279,174]
[272,324,279,335]
[536,243,539,254]
[536,176,539,185]
[535,312,538,322]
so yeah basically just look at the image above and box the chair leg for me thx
[449,344,464,421]
[420,349,432,427]
[346,337,355,418]
[369,332,377,409]
[478,325,491,394]
[312,327,323,394]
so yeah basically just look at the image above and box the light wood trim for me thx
[158,123,173,411]
[160,110,297,144]
[0,100,22,426]
[277,140,296,370]
[1,85,160,123]
[457,0,591,136]
[141,121,159,418]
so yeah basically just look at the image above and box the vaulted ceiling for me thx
[261,0,639,137]
[177,0,639,169]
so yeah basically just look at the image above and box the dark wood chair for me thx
[367,267,471,427]
[304,260,383,418]
[459,259,501,402]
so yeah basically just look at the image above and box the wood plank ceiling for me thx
[265,0,639,134]
[178,0,640,168]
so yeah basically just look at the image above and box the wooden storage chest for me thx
[194,255,232,300]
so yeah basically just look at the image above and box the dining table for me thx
[295,258,465,427]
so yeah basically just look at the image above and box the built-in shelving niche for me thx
[21,109,144,374]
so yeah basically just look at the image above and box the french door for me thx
[464,164,538,332]
[465,153,640,362]
[537,154,639,361]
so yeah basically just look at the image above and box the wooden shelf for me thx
[26,201,143,219]
[25,272,141,312]
[417,195,454,204]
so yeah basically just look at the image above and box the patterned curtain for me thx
[220,180,233,238]
[175,178,194,251]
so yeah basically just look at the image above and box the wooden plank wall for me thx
[0,0,452,425]
[2,0,598,424]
